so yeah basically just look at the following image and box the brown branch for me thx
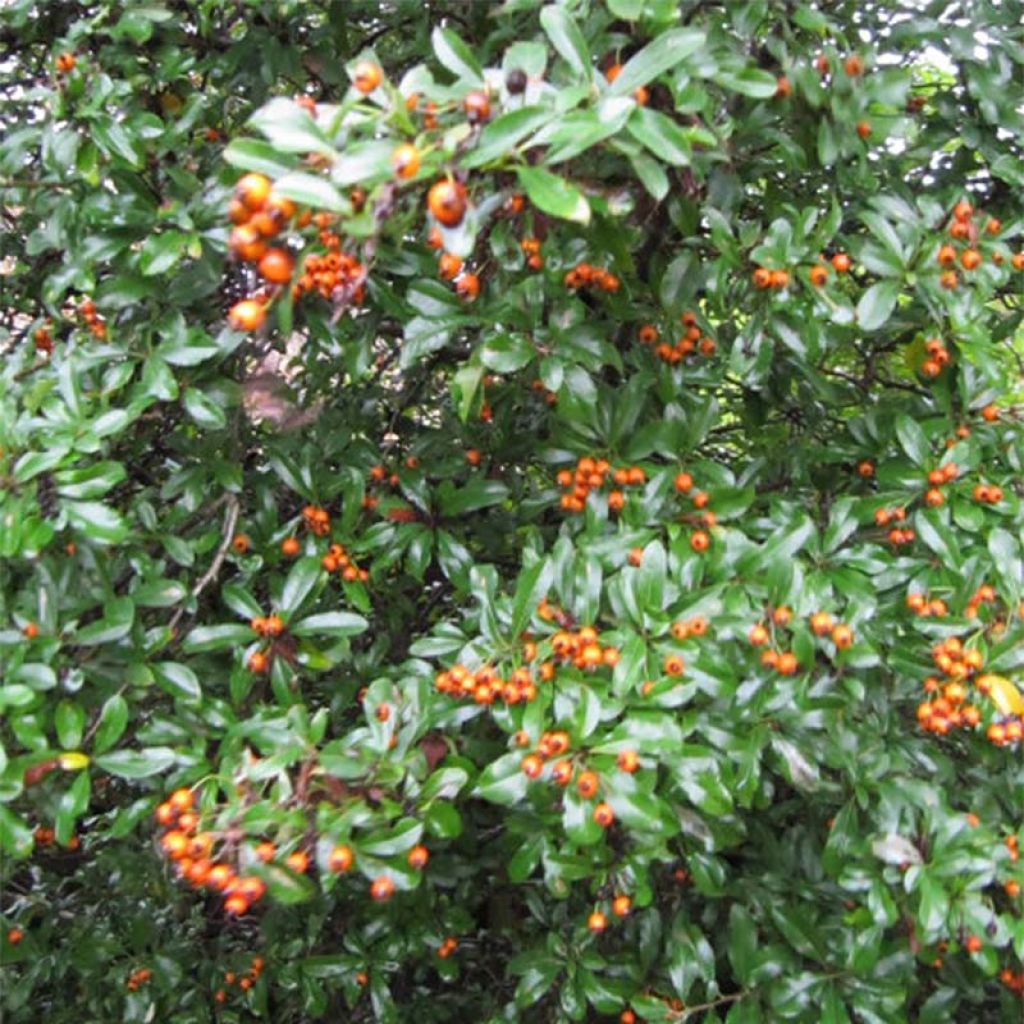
[168,493,241,636]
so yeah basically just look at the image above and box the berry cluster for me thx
[923,461,958,507]
[934,199,1004,290]
[125,967,151,992]
[972,482,1004,504]
[155,786,403,914]
[434,661,538,706]
[555,457,646,515]
[437,936,459,959]
[514,728,634,830]
[872,505,915,545]
[920,337,952,378]
[295,249,367,305]
[77,297,106,340]
[562,261,621,293]
[637,311,717,365]
[302,504,331,537]
[214,955,265,1001]
[155,788,269,916]
[321,541,369,582]
[915,637,984,736]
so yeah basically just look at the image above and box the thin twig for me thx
[168,493,240,635]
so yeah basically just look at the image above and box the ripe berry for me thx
[831,624,853,649]
[831,252,851,273]
[352,60,382,94]
[328,844,353,873]
[664,655,684,677]
[748,624,769,646]
[454,273,480,301]
[407,844,429,870]
[690,530,709,553]
[808,264,828,287]
[674,471,693,493]
[228,300,265,332]
[521,754,543,779]
[281,537,300,557]
[587,911,607,933]
[21,622,38,639]
[463,91,491,123]
[775,76,792,99]
[224,893,249,916]
[592,802,614,828]
[856,121,871,139]
[236,173,272,211]
[953,200,973,222]
[965,935,982,954]
[285,850,309,874]
[370,875,394,902]
[616,750,639,773]
[255,841,275,862]
[438,252,463,280]
[258,248,294,284]
[427,179,468,228]
[612,894,631,916]
[7,927,24,945]
[391,143,420,180]
[844,54,864,76]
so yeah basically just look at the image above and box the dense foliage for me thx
[2,1,1024,1020]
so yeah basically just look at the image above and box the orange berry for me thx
[592,802,614,828]
[281,537,300,557]
[576,771,599,799]
[587,911,607,933]
[236,173,272,211]
[370,875,394,902]
[257,247,294,285]
[427,179,468,228]
[285,850,309,874]
[228,299,266,332]
[407,844,429,870]
[689,530,709,553]
[612,894,631,917]
[391,143,420,179]
[352,60,382,94]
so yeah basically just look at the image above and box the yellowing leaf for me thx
[984,675,1024,716]
[58,752,91,771]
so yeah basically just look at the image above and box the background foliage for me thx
[2,0,1024,1021]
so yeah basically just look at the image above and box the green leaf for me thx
[606,28,705,97]
[988,528,1022,601]
[515,166,590,224]
[249,97,334,155]
[539,6,591,78]
[55,700,85,749]
[474,753,529,805]
[152,662,202,701]
[96,747,177,779]
[914,509,961,568]
[139,232,186,276]
[431,26,484,85]
[627,108,693,166]
[894,414,930,465]
[271,171,349,214]
[92,116,142,167]
[182,623,254,653]
[291,611,368,637]
[439,478,509,517]
[480,333,535,373]
[92,694,128,755]
[856,279,901,331]
[223,138,297,179]
[716,67,782,98]
[358,818,424,857]
[182,387,227,430]
[462,107,555,169]
[74,597,135,646]
[279,556,322,616]
[65,500,129,544]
